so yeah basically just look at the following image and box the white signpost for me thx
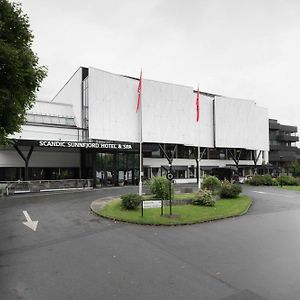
[141,200,163,216]
[143,200,162,209]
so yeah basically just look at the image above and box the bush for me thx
[262,174,273,185]
[220,180,242,198]
[192,189,216,207]
[247,175,273,186]
[121,193,141,210]
[201,176,221,193]
[277,175,299,186]
[147,176,174,200]
[291,162,300,177]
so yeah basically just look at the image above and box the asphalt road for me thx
[0,185,300,300]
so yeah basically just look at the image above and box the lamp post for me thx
[169,163,172,216]
[279,156,283,187]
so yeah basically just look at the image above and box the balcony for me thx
[269,153,297,162]
[270,145,298,151]
[269,122,280,130]
[277,134,299,142]
[280,125,298,133]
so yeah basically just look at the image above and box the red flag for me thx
[196,85,200,122]
[136,70,142,112]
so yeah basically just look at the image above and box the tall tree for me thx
[0,0,47,144]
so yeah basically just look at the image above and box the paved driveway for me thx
[0,185,299,300]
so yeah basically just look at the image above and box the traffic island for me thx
[90,195,252,226]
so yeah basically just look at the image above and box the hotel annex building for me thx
[0,67,269,185]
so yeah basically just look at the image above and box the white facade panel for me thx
[52,68,82,127]
[142,81,214,147]
[197,94,214,147]
[143,158,255,168]
[252,106,269,151]
[88,69,214,146]
[215,97,269,150]
[28,101,74,117]
[10,125,79,141]
[88,67,139,142]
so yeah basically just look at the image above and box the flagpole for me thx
[196,84,201,190]
[198,146,201,190]
[139,134,143,196]
[138,70,143,196]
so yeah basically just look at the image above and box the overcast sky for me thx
[19,0,300,145]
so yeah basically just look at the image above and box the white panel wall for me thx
[0,150,80,168]
[143,158,255,168]
[252,106,269,151]
[194,94,214,147]
[215,96,269,150]
[29,101,74,117]
[142,80,213,147]
[87,68,214,147]
[10,125,79,141]
[52,68,82,127]
[88,68,139,142]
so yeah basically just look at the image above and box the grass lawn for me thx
[99,195,252,225]
[277,186,300,191]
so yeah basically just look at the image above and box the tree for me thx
[291,161,300,177]
[0,0,47,144]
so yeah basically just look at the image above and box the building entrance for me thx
[96,152,140,186]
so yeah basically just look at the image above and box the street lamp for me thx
[279,156,283,187]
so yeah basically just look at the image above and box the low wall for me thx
[163,199,192,205]
[0,179,93,195]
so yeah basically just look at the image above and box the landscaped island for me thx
[96,176,253,225]
[98,195,252,225]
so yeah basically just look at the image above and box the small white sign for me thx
[143,200,162,209]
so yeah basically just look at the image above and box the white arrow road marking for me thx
[22,210,38,231]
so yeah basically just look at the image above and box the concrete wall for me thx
[0,149,80,168]
[52,67,83,127]
[10,125,79,141]
[28,100,74,117]
[143,157,255,168]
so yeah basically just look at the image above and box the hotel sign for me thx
[38,140,134,150]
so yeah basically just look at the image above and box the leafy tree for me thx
[291,161,300,177]
[0,0,47,144]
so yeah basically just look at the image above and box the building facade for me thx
[269,119,299,175]
[0,67,270,185]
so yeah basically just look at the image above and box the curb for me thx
[90,197,116,214]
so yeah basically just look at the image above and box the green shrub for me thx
[247,175,273,186]
[246,175,261,186]
[201,176,221,193]
[277,175,299,186]
[147,176,174,200]
[192,189,216,207]
[291,162,300,177]
[220,180,242,198]
[121,193,141,210]
[263,174,273,185]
